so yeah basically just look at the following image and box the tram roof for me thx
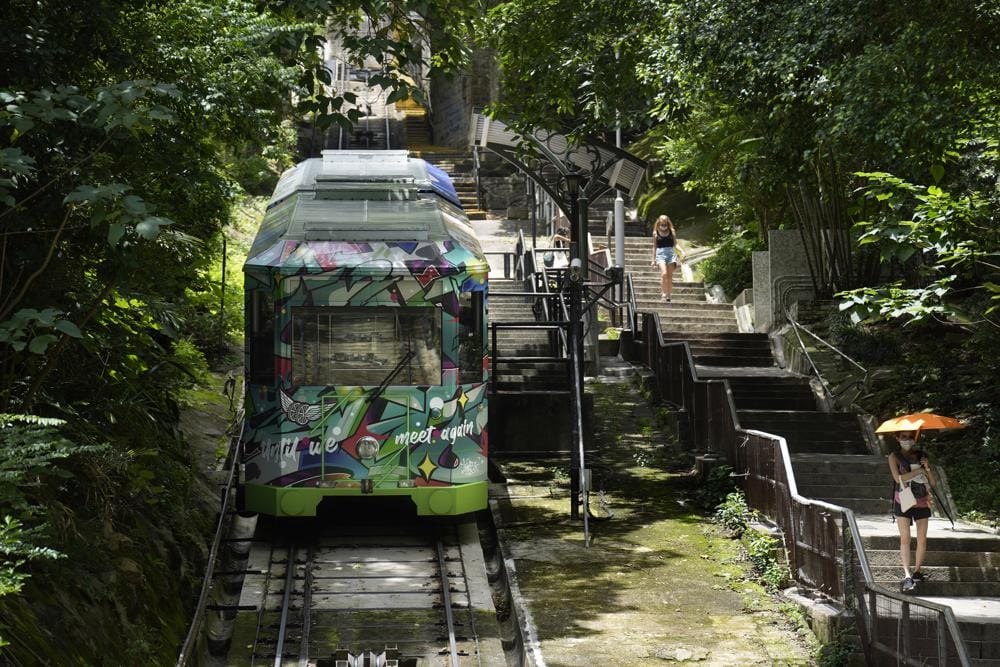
[245,151,486,274]
[269,150,462,209]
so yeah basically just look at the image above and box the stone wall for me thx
[430,73,471,148]
[429,48,498,148]
[480,174,529,217]
[752,230,815,332]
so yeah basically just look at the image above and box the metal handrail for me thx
[624,273,637,332]
[515,228,527,281]
[783,304,869,404]
[637,311,972,666]
[762,424,970,666]
[473,146,482,212]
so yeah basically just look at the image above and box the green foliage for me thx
[838,169,999,328]
[695,465,737,510]
[743,530,788,591]
[480,0,657,134]
[825,313,901,366]
[699,233,763,300]
[713,489,751,536]
[0,516,62,597]
[815,631,854,667]
[0,415,106,518]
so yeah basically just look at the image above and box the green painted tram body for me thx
[240,151,489,517]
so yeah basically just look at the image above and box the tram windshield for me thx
[291,307,441,386]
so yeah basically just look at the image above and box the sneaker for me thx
[911,571,926,582]
[661,293,668,301]
[901,577,915,592]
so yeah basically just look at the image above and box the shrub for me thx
[699,232,763,301]
[744,529,789,590]
[697,465,738,510]
[825,313,901,365]
[714,489,751,536]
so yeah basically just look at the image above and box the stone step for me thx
[863,532,1000,552]
[795,472,888,488]
[645,315,741,328]
[870,565,1000,583]
[629,279,705,288]
[657,323,741,334]
[685,343,773,357]
[866,549,1000,568]
[729,383,813,396]
[730,388,816,401]
[660,332,769,343]
[737,410,862,425]
[873,581,1000,596]
[732,396,817,411]
[643,310,736,326]
[804,497,893,514]
[636,301,734,313]
[778,442,871,456]
[797,484,890,499]
[695,355,775,368]
[726,375,811,386]
[789,454,887,474]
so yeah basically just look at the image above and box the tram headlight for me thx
[356,436,380,460]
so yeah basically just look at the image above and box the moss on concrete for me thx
[495,381,818,665]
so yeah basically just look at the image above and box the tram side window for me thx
[249,291,275,384]
[457,292,484,384]
[291,307,441,386]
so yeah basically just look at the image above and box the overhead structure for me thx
[469,114,646,538]
[468,113,647,222]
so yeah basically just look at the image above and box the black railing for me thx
[629,311,972,666]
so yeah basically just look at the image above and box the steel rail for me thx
[250,543,278,666]
[297,545,314,667]
[435,539,461,667]
[273,544,297,667]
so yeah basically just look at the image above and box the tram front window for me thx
[291,307,441,386]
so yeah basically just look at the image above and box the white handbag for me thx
[898,483,917,512]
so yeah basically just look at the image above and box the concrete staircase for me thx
[661,332,774,367]
[585,194,646,237]
[413,150,488,220]
[488,279,567,392]
[740,411,868,455]
[400,104,432,148]
[647,277,1000,661]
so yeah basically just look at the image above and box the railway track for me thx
[224,523,488,666]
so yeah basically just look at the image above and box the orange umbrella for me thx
[875,412,966,435]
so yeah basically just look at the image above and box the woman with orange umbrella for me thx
[877,413,964,593]
[887,430,937,592]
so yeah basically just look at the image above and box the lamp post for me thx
[562,169,585,520]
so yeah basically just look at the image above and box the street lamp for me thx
[561,166,586,521]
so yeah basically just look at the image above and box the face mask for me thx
[899,439,915,451]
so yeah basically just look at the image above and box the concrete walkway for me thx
[489,380,818,665]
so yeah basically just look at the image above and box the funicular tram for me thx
[238,150,490,517]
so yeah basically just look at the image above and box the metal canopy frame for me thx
[470,114,647,543]
[468,113,647,218]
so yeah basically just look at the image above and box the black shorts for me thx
[894,502,931,521]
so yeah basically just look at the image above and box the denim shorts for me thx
[655,246,676,266]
